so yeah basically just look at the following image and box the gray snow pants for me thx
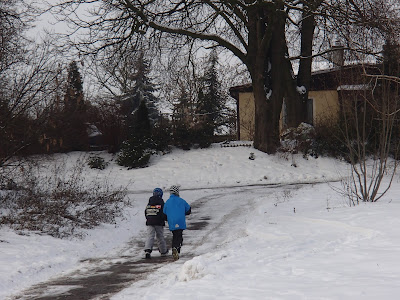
[145,225,167,254]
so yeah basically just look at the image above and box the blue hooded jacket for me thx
[163,194,191,231]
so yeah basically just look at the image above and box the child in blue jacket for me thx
[163,185,191,260]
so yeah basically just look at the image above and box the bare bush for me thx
[0,159,129,238]
[340,68,400,204]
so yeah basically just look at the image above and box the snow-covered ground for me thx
[2,143,400,299]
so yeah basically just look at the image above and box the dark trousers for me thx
[172,229,183,253]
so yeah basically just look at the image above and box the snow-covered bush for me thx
[280,123,317,158]
[0,160,129,238]
[280,122,348,160]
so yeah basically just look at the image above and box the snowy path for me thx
[7,186,270,299]
[7,181,400,299]
[113,182,400,300]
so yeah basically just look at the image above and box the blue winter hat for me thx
[153,188,163,197]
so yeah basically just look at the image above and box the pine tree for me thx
[129,99,152,140]
[196,50,226,146]
[121,51,159,125]
[62,61,88,151]
[172,86,195,150]
[383,40,400,77]
[118,100,152,168]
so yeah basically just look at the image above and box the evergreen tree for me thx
[117,100,152,168]
[62,61,88,151]
[381,40,400,152]
[383,40,400,77]
[196,50,226,146]
[121,51,159,125]
[172,86,195,150]
[129,99,152,140]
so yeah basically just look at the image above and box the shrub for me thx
[280,122,317,158]
[280,121,349,160]
[117,139,152,169]
[193,124,213,149]
[87,155,108,170]
[172,122,193,150]
[151,121,172,153]
[311,121,349,160]
[0,159,129,238]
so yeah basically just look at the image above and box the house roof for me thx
[229,83,253,100]
[229,63,382,98]
[310,63,381,91]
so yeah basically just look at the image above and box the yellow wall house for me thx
[229,64,379,141]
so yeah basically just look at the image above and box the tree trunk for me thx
[252,79,281,153]
[246,2,285,153]
[282,49,302,129]
[246,1,313,153]
[295,7,316,125]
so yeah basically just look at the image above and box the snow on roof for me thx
[87,124,102,137]
[337,84,370,91]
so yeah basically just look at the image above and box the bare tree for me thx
[0,1,67,194]
[46,0,322,153]
[336,39,400,204]
[0,39,61,167]
[86,44,145,98]
[339,72,399,204]
[323,0,400,205]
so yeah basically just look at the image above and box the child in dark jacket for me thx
[144,188,168,259]
[163,185,191,261]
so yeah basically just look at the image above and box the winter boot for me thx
[172,247,179,261]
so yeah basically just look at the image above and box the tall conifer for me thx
[121,51,159,126]
[196,50,226,144]
[62,61,88,151]
[118,100,152,168]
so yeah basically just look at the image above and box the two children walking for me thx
[144,185,191,261]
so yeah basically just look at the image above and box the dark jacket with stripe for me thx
[145,195,166,226]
